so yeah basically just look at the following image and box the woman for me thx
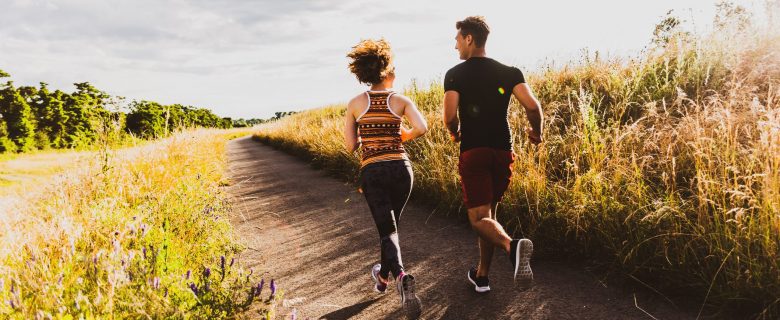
[344,38,427,316]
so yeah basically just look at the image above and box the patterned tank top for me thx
[357,91,408,167]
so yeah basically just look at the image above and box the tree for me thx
[33,84,70,148]
[61,82,110,148]
[0,81,36,152]
[125,100,166,139]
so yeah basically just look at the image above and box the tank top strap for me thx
[385,91,401,119]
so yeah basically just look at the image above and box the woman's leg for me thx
[386,162,413,277]
[361,164,404,279]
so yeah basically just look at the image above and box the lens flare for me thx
[498,87,505,95]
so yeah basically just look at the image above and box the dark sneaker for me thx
[371,264,387,293]
[397,272,422,319]
[510,239,534,289]
[467,266,491,293]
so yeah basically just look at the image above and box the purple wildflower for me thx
[164,288,169,297]
[188,283,198,295]
[185,270,191,280]
[257,279,265,296]
[203,268,211,278]
[220,256,226,271]
[229,258,235,267]
[8,299,15,309]
[142,247,147,259]
[153,277,160,289]
[270,279,276,296]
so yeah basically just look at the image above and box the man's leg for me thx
[476,202,500,277]
[468,202,511,265]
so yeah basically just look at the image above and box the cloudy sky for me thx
[0,0,766,119]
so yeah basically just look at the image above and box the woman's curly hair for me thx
[347,38,394,85]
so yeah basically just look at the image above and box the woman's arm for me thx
[344,102,360,152]
[399,95,428,142]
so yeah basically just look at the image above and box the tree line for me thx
[0,69,270,153]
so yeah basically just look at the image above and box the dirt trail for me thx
[226,136,693,320]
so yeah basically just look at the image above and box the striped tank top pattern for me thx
[357,91,408,167]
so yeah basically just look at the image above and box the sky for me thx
[0,0,769,119]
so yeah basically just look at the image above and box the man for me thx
[443,16,543,292]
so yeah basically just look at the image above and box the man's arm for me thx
[512,83,543,144]
[443,90,461,141]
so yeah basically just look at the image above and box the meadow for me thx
[253,9,780,318]
[0,129,278,319]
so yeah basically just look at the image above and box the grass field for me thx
[0,129,279,319]
[254,14,780,319]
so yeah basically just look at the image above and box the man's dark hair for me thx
[456,16,490,48]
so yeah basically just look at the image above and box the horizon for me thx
[0,0,768,119]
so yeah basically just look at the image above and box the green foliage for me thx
[0,81,35,152]
[232,118,268,128]
[0,72,238,154]
[273,111,297,120]
[125,102,235,139]
[125,101,167,139]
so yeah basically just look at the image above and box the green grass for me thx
[0,129,279,319]
[254,19,780,319]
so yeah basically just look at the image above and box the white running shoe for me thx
[511,238,534,289]
[370,264,387,293]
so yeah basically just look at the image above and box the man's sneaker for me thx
[467,266,491,293]
[370,264,387,293]
[510,238,534,289]
[396,272,422,319]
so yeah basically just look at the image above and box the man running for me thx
[443,16,544,292]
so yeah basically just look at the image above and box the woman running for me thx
[343,38,428,317]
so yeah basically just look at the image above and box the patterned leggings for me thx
[360,160,413,279]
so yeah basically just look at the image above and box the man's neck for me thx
[467,48,487,59]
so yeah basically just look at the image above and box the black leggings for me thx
[360,160,413,279]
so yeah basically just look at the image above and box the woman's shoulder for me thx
[347,91,369,109]
[389,92,414,106]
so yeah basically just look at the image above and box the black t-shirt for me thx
[444,57,525,152]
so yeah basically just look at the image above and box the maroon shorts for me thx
[458,147,515,209]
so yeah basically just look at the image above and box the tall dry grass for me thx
[0,129,279,319]
[254,9,780,318]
